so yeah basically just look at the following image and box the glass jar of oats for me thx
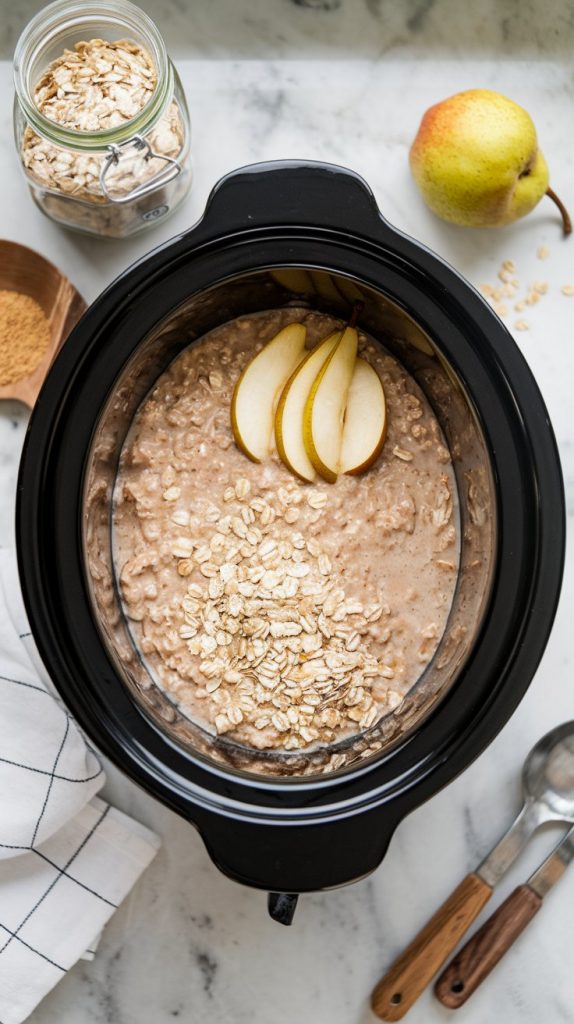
[13,0,191,238]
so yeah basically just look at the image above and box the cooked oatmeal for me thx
[113,309,459,754]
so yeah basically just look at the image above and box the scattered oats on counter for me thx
[480,250,571,330]
[498,259,518,283]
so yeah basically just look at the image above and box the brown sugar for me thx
[0,290,51,385]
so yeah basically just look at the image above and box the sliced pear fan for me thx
[230,323,307,462]
[340,359,387,475]
[231,305,387,482]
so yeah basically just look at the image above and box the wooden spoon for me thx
[0,240,86,408]
[435,823,574,1008]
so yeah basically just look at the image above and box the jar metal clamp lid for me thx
[99,134,182,203]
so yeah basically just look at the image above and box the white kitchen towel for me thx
[0,550,161,1024]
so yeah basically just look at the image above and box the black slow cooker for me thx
[17,161,565,924]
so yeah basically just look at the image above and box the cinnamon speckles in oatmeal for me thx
[113,308,459,754]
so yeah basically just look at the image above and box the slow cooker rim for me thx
[17,258,563,820]
[16,167,565,826]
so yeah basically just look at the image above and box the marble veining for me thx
[2,0,574,59]
[0,2,573,1020]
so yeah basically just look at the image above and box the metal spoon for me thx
[371,721,574,1021]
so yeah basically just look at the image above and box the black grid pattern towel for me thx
[0,551,160,1024]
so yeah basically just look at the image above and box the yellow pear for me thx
[410,89,571,233]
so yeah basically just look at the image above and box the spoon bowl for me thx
[522,720,574,821]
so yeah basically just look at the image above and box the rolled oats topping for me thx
[113,308,459,757]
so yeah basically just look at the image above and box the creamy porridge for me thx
[113,308,459,754]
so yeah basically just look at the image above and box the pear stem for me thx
[349,301,364,329]
[546,187,572,236]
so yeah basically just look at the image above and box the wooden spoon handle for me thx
[434,884,542,1008]
[371,872,492,1020]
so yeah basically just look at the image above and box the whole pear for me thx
[410,89,571,233]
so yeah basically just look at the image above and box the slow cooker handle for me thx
[196,160,396,241]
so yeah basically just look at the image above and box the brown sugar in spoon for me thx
[0,240,86,408]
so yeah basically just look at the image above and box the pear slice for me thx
[303,323,359,483]
[309,270,344,304]
[231,323,307,462]
[275,331,342,483]
[340,359,387,475]
[270,268,314,294]
[335,276,365,305]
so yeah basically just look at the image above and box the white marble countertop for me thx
[1,1,574,1021]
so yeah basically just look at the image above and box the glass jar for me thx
[13,0,192,238]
